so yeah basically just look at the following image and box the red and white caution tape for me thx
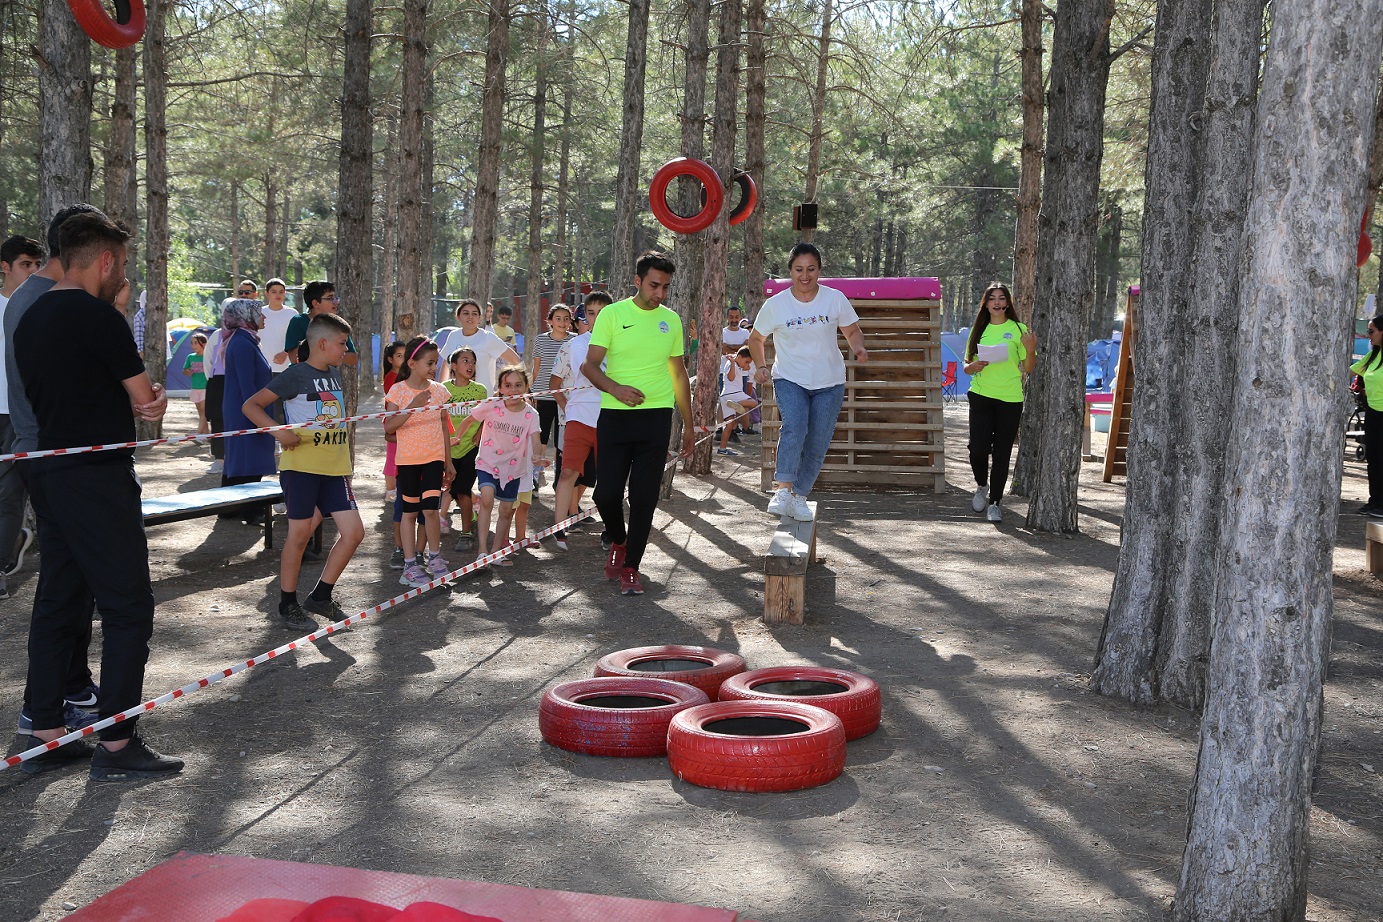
[0,385,592,464]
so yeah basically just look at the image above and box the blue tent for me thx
[165,326,216,394]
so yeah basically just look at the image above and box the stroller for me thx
[1349,375,1367,461]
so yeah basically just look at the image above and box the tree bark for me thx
[105,45,139,285]
[553,31,573,304]
[263,176,276,282]
[1013,0,1112,533]
[336,0,372,418]
[469,0,509,306]
[1173,1,1383,914]
[800,0,831,244]
[609,0,651,297]
[1012,0,1044,325]
[230,180,241,284]
[140,0,169,440]
[668,0,709,328]
[381,115,400,342]
[1093,0,1264,708]
[37,0,93,229]
[396,0,428,343]
[686,0,742,477]
[420,69,436,324]
[525,12,549,364]
[742,0,767,318]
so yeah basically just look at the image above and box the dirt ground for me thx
[0,394,1380,922]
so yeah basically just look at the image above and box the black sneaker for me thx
[17,733,96,775]
[600,531,612,552]
[303,596,348,628]
[730,430,741,443]
[90,734,184,781]
[1369,507,1383,519]
[278,602,318,631]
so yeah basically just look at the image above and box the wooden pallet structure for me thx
[1103,284,1139,482]
[759,277,946,493]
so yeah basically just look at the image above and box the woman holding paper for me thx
[963,284,1037,523]
[750,242,868,523]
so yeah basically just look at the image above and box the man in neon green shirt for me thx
[581,252,695,595]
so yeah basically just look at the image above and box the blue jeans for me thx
[773,379,844,496]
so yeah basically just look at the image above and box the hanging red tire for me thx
[717,666,881,740]
[68,0,146,50]
[667,700,847,792]
[539,677,710,757]
[702,171,758,226]
[594,644,746,699]
[648,158,723,234]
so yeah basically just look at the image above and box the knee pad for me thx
[420,491,441,512]
[401,496,421,514]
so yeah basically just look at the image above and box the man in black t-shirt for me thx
[14,212,183,781]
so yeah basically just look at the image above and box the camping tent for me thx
[165,326,216,395]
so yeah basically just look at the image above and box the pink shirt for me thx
[470,400,539,484]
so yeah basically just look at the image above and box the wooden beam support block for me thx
[764,555,808,625]
[1366,521,1383,574]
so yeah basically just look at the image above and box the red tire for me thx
[68,0,146,50]
[648,158,723,234]
[667,700,846,792]
[594,645,746,698]
[539,677,709,757]
[717,171,759,226]
[717,666,881,740]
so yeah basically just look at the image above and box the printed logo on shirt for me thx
[1002,331,1014,340]
[658,321,670,333]
[784,313,831,329]
[315,389,344,427]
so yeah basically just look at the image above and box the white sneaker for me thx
[986,503,1002,523]
[272,503,286,514]
[788,494,814,522]
[972,488,987,513]
[439,517,452,535]
[208,460,223,474]
[767,488,791,516]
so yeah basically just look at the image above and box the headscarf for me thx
[217,297,263,367]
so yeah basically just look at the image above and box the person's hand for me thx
[408,389,432,409]
[273,351,289,365]
[449,434,461,446]
[853,344,869,363]
[611,384,645,407]
[680,430,696,459]
[1021,329,1037,354]
[532,456,550,468]
[443,462,455,488]
[754,366,770,385]
[114,279,132,314]
[275,430,302,450]
[135,384,167,421]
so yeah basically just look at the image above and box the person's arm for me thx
[668,355,695,457]
[501,346,521,367]
[440,401,455,485]
[749,330,771,386]
[840,322,868,363]
[385,388,433,434]
[530,430,547,466]
[243,387,300,449]
[550,374,567,408]
[581,345,644,407]
[722,332,737,356]
[121,372,166,423]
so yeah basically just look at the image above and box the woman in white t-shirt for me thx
[436,298,520,395]
[749,243,867,522]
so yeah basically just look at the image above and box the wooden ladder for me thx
[1103,286,1138,482]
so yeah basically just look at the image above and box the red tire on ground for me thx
[539,677,710,757]
[68,0,146,49]
[594,645,746,699]
[717,666,881,740]
[648,158,723,234]
[667,700,847,793]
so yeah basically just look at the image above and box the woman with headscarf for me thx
[219,298,276,492]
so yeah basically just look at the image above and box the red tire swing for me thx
[649,159,758,233]
[667,700,847,793]
[717,666,881,740]
[595,644,746,699]
[699,171,759,227]
[539,677,709,757]
[68,0,146,50]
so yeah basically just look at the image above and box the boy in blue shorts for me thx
[242,313,365,630]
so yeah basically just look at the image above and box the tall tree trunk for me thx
[263,176,276,283]
[1012,0,1112,532]
[525,14,549,364]
[140,0,168,440]
[1173,1,1383,914]
[37,0,92,228]
[1012,0,1044,324]
[381,116,400,342]
[800,0,832,243]
[742,0,767,318]
[469,0,510,305]
[396,0,428,343]
[686,0,742,477]
[420,69,436,325]
[553,68,572,304]
[1094,201,1120,338]
[669,0,709,327]
[609,0,651,296]
[105,45,139,285]
[230,180,241,284]
[1093,0,1263,708]
[337,0,373,415]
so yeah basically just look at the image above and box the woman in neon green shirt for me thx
[963,283,1037,523]
[1350,314,1383,515]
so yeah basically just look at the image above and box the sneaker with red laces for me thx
[620,567,645,595]
[604,543,627,580]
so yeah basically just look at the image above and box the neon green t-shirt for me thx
[967,320,1029,403]
[1351,354,1383,411]
[445,380,488,457]
[589,298,685,411]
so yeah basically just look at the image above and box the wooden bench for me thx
[764,501,817,625]
[1367,521,1383,574]
[143,481,285,549]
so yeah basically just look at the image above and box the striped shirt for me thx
[533,331,571,395]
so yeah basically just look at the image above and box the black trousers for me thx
[594,407,673,571]
[1367,407,1383,507]
[25,456,153,741]
[206,375,226,459]
[967,391,1024,504]
[537,399,562,484]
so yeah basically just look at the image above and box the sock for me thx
[309,580,333,603]
[279,590,297,613]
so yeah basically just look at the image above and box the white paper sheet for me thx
[978,343,1011,363]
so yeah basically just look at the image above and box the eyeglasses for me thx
[321,295,341,303]
[238,290,256,296]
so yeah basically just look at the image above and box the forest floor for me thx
[0,396,1380,922]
